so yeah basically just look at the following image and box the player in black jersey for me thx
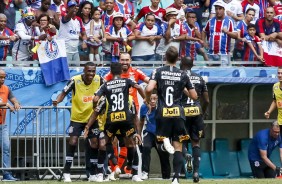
[180,57,209,183]
[93,62,145,182]
[145,46,198,184]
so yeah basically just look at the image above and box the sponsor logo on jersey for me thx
[184,107,200,116]
[111,111,126,122]
[163,107,180,117]
[126,128,135,137]
[82,95,94,103]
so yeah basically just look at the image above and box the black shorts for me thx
[156,117,189,143]
[68,121,99,139]
[249,160,276,178]
[185,115,205,141]
[105,120,135,138]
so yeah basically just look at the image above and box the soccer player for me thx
[93,62,145,182]
[145,46,197,184]
[53,62,103,182]
[248,121,282,178]
[265,67,282,133]
[180,57,209,183]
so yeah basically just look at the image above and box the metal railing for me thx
[2,60,263,67]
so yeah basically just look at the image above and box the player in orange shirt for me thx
[103,52,149,111]
[103,52,149,176]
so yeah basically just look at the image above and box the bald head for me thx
[0,14,7,20]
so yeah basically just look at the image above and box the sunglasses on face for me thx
[25,16,35,20]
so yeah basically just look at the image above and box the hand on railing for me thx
[52,100,58,107]
[6,103,15,113]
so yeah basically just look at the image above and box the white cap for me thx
[113,12,124,19]
[213,1,225,9]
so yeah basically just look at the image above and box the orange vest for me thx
[0,85,9,124]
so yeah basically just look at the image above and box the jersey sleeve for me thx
[95,96,107,114]
[200,77,208,92]
[95,83,107,97]
[127,78,137,88]
[136,68,148,82]
[140,104,148,119]
[185,74,195,90]
[136,7,146,20]
[63,79,75,94]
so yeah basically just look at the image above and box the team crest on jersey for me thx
[254,161,260,167]
[158,12,163,18]
[44,40,59,59]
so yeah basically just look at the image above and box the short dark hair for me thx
[246,8,256,14]
[180,56,194,70]
[84,62,96,68]
[166,46,179,64]
[110,62,122,76]
[247,24,256,30]
[145,12,156,20]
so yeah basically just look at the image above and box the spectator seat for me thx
[237,139,253,177]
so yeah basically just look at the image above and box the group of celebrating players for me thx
[53,45,209,184]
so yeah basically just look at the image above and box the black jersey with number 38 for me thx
[150,66,194,119]
[96,78,136,123]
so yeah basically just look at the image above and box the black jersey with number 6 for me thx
[150,66,194,119]
[96,78,136,123]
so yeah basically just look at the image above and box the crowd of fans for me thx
[0,0,282,66]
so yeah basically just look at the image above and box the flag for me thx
[38,39,70,86]
[262,41,282,66]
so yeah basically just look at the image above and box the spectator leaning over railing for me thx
[131,13,162,63]
[233,8,255,61]
[202,1,237,66]
[12,7,47,62]
[104,12,135,62]
[0,14,17,62]
[242,24,264,64]
[134,0,166,26]
[157,8,187,57]
[180,9,207,61]
[76,1,94,61]
[255,6,282,46]
[0,69,21,181]
[35,0,60,30]
[57,0,87,66]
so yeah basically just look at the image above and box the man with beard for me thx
[53,62,103,182]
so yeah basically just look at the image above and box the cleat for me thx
[171,177,179,184]
[96,173,104,182]
[88,175,97,182]
[132,175,143,182]
[63,173,72,182]
[141,171,148,180]
[163,138,175,154]
[109,172,116,181]
[123,166,132,178]
[114,166,121,178]
[193,172,200,183]
[185,154,193,173]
